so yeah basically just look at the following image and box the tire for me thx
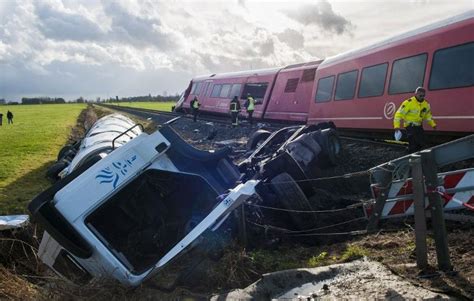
[317,129,342,167]
[270,172,317,230]
[46,161,69,181]
[57,145,74,161]
[246,129,271,151]
[325,131,342,166]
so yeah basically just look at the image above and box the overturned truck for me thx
[29,114,342,286]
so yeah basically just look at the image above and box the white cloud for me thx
[284,0,353,35]
[0,0,472,102]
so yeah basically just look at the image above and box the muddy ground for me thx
[1,106,473,300]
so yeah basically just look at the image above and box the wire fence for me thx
[245,201,364,214]
[247,219,368,237]
[262,170,371,186]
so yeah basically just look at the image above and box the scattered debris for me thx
[0,215,29,231]
[214,138,247,146]
[206,128,217,140]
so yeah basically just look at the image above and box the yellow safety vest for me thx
[192,100,199,109]
[393,96,436,128]
[247,97,255,111]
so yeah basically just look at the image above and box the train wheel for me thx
[270,172,316,230]
[246,129,271,151]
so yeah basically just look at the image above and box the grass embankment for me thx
[108,101,176,112]
[0,104,86,214]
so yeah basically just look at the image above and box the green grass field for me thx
[108,101,176,112]
[0,104,86,214]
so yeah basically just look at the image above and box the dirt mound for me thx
[65,104,99,143]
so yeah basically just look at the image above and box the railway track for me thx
[99,104,408,149]
[98,104,284,129]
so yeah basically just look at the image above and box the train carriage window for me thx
[211,85,222,98]
[358,63,388,98]
[315,76,335,102]
[229,84,242,98]
[335,70,358,100]
[201,82,210,97]
[242,83,268,99]
[219,84,232,98]
[429,42,474,90]
[207,83,214,96]
[190,82,202,95]
[284,78,299,93]
[389,53,427,94]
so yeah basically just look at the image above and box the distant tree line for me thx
[5,94,179,105]
[21,97,66,104]
[104,94,179,103]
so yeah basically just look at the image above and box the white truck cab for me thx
[30,121,254,286]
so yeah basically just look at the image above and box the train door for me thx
[241,82,270,119]
[205,81,225,112]
[186,81,205,112]
[293,68,318,122]
[215,84,232,113]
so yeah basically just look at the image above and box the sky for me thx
[0,0,472,102]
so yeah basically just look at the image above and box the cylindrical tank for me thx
[48,113,142,180]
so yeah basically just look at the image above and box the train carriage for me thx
[176,12,473,136]
[307,11,474,136]
[178,68,280,120]
[177,62,323,123]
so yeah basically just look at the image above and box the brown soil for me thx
[1,107,472,300]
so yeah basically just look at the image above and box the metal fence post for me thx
[420,150,452,271]
[367,169,393,232]
[410,155,428,269]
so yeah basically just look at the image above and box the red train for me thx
[175,12,473,135]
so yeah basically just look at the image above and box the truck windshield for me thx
[85,169,218,274]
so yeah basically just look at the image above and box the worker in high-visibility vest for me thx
[229,96,241,127]
[245,93,256,125]
[393,87,437,153]
[190,96,200,122]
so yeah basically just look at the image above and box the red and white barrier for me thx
[369,168,474,219]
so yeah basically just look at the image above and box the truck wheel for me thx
[270,172,317,230]
[326,131,342,166]
[46,161,68,181]
[318,129,342,167]
[57,145,74,161]
[247,130,271,151]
